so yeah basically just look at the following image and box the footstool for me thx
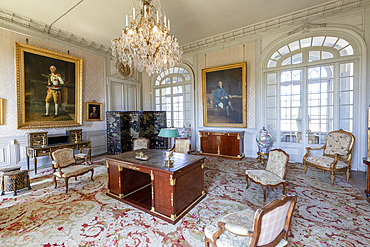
[0,166,21,191]
[1,170,31,196]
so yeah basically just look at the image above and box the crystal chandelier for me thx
[111,0,182,75]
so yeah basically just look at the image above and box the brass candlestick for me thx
[164,151,174,168]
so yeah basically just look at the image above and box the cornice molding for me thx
[182,0,366,54]
[0,8,111,55]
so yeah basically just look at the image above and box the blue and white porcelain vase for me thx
[256,127,272,153]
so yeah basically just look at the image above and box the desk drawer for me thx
[36,148,50,156]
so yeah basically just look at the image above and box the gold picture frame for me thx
[86,102,102,121]
[15,42,83,129]
[0,98,3,125]
[202,62,247,127]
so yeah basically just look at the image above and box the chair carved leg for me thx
[262,185,267,205]
[64,177,70,193]
[303,162,307,174]
[330,171,335,185]
[75,177,78,181]
[53,176,57,189]
[91,169,94,181]
[282,183,286,195]
[245,175,249,189]
[346,168,350,181]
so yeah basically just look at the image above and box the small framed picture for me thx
[86,102,102,121]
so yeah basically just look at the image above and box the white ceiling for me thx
[0,0,335,47]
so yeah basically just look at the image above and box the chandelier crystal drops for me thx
[111,0,182,75]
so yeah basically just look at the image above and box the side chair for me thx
[246,149,289,204]
[170,137,191,154]
[204,195,297,247]
[133,137,150,150]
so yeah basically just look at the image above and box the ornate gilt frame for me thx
[15,42,83,129]
[86,101,103,121]
[202,62,247,128]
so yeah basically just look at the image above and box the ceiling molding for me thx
[182,0,366,54]
[0,8,111,54]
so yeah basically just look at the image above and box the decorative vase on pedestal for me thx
[256,127,273,165]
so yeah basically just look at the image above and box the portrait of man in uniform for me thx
[15,42,83,129]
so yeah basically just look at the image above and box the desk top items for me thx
[256,127,273,165]
[158,128,179,168]
[135,152,149,161]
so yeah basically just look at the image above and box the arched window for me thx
[153,66,193,128]
[264,35,356,148]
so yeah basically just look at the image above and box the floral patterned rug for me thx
[0,156,369,246]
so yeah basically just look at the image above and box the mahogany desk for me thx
[106,149,206,224]
[361,157,370,197]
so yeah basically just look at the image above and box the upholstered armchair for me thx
[303,129,355,185]
[170,137,191,154]
[246,149,289,204]
[50,148,94,193]
[204,195,297,247]
[133,137,150,150]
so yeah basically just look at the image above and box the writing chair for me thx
[133,137,150,150]
[74,147,92,165]
[204,195,297,247]
[246,149,289,204]
[170,137,191,154]
[50,148,94,193]
[303,129,355,185]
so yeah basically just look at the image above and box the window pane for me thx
[267,73,276,84]
[312,36,325,46]
[323,36,338,47]
[340,45,354,56]
[266,97,276,107]
[271,51,281,60]
[309,51,320,62]
[340,63,354,76]
[300,37,312,48]
[340,91,353,104]
[322,51,334,60]
[340,77,353,91]
[288,41,300,51]
[278,45,290,56]
[267,85,276,96]
[334,38,349,50]
[267,59,277,68]
[340,105,353,118]
[282,57,291,66]
[292,53,302,64]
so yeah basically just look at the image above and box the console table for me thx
[199,130,244,160]
[106,149,206,224]
[362,157,370,197]
[26,130,91,174]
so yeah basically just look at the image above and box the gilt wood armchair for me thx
[50,148,94,193]
[302,129,355,185]
[246,149,289,204]
[204,195,297,247]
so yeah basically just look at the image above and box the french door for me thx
[266,61,354,161]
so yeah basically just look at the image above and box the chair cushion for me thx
[53,165,93,178]
[52,149,75,168]
[204,221,251,247]
[305,156,348,169]
[324,132,352,159]
[75,153,87,159]
[245,170,285,185]
[266,150,288,179]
